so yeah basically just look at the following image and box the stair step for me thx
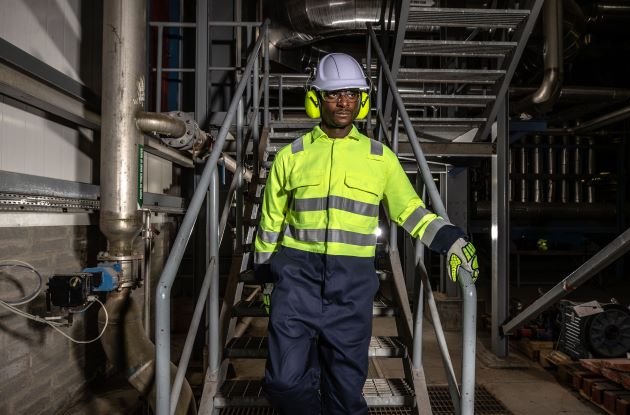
[225,336,407,359]
[231,298,397,317]
[214,378,415,407]
[239,269,389,283]
[407,7,529,29]
[401,93,495,107]
[398,68,505,84]
[402,40,516,57]
[219,408,412,414]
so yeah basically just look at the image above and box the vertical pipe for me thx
[390,113,399,250]
[156,25,164,112]
[533,135,542,203]
[264,24,270,128]
[208,169,220,373]
[574,136,582,203]
[519,139,528,203]
[587,138,595,203]
[561,135,569,203]
[143,210,152,337]
[547,136,555,202]
[236,98,244,250]
[376,66,383,142]
[246,26,251,108]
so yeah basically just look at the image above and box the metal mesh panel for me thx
[428,385,512,415]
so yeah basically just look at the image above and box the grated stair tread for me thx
[400,93,495,107]
[231,298,397,317]
[214,378,415,408]
[402,39,516,57]
[407,7,529,29]
[225,336,407,358]
[397,68,505,84]
[219,408,412,414]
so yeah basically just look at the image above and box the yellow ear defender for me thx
[304,90,371,120]
[305,90,321,119]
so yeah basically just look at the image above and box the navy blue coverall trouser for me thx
[262,246,380,415]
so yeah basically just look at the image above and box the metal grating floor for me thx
[428,385,512,415]
[220,408,412,414]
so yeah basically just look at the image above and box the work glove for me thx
[262,283,273,315]
[447,238,479,283]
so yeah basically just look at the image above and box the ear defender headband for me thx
[304,90,371,120]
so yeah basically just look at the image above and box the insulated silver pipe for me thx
[560,136,569,203]
[533,135,542,203]
[100,0,145,257]
[547,136,555,202]
[574,137,582,203]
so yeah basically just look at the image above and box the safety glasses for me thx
[320,89,361,103]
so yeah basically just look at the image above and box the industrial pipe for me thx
[587,138,595,203]
[100,0,145,258]
[533,136,543,203]
[547,136,556,202]
[560,136,569,203]
[519,141,528,203]
[574,137,582,203]
[137,111,187,137]
[98,289,196,415]
[513,0,563,115]
[502,226,630,335]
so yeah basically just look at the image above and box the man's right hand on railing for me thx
[447,238,479,283]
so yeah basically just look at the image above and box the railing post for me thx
[208,168,220,373]
[264,23,270,128]
[236,97,244,250]
[253,48,260,176]
[389,113,399,250]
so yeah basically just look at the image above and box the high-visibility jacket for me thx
[254,124,464,265]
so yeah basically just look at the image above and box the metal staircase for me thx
[150,1,546,414]
[376,1,543,143]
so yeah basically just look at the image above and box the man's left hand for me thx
[447,238,479,283]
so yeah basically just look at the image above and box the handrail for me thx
[155,19,269,415]
[367,23,478,415]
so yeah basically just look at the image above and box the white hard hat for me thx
[311,53,369,91]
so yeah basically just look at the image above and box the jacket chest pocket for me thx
[287,170,324,226]
[342,172,383,230]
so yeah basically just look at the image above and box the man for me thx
[254,53,479,415]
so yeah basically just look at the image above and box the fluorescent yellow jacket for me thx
[254,124,463,265]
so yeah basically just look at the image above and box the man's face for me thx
[319,89,360,129]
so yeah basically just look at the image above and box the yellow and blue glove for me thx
[262,283,273,314]
[447,238,479,283]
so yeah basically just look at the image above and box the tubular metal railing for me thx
[367,23,478,415]
[155,20,269,415]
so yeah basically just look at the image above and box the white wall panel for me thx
[0,100,93,183]
[0,0,83,82]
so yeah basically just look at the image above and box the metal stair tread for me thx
[225,336,407,358]
[214,378,415,407]
[402,39,516,57]
[231,298,397,317]
[407,7,529,29]
[397,68,505,84]
[400,93,495,107]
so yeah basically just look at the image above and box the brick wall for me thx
[0,220,177,415]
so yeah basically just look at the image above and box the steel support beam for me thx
[491,103,509,356]
[383,0,411,128]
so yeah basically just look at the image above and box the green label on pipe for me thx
[138,144,144,208]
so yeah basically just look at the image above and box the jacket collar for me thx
[312,124,362,142]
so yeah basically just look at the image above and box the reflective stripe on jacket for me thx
[254,124,462,264]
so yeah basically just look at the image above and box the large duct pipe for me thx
[98,290,196,415]
[513,0,564,115]
[100,0,145,257]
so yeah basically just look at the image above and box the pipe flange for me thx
[160,111,199,150]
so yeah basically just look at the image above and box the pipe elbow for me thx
[136,111,188,138]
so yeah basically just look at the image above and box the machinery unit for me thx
[46,263,121,310]
[558,299,630,359]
